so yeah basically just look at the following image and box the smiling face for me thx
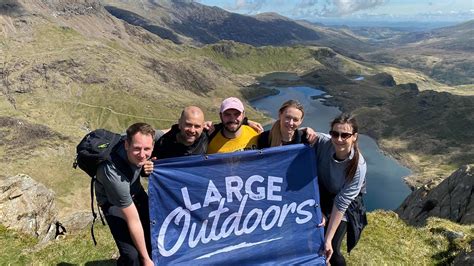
[178,106,204,146]
[125,132,154,167]
[220,108,244,133]
[279,106,303,136]
[330,122,358,160]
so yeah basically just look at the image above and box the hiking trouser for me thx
[102,189,151,265]
[330,221,347,266]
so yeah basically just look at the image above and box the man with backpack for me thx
[94,122,155,266]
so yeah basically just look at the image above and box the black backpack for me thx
[73,129,124,177]
[73,129,132,245]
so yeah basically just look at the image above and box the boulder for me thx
[396,165,473,225]
[0,174,58,243]
[60,211,93,235]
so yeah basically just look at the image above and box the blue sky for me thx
[195,0,474,22]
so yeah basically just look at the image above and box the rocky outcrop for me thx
[453,240,474,265]
[0,174,58,243]
[368,72,396,87]
[396,165,473,225]
[60,211,92,234]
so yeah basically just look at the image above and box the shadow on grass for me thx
[57,260,116,266]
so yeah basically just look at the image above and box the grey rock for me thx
[396,165,473,225]
[453,240,474,266]
[60,211,93,235]
[0,174,58,243]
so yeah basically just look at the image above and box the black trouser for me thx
[103,189,151,266]
[328,221,347,266]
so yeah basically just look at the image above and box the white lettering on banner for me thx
[203,180,222,207]
[158,175,317,257]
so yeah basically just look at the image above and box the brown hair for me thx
[269,100,305,147]
[126,122,155,143]
[330,113,360,182]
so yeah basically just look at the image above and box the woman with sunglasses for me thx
[315,113,367,265]
[258,99,311,148]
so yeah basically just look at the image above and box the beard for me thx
[224,121,242,133]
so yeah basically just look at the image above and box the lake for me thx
[251,85,412,211]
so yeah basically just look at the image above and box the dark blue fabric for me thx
[149,144,326,265]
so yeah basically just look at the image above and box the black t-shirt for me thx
[152,124,209,159]
[257,129,308,148]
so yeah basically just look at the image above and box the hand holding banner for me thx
[149,144,326,264]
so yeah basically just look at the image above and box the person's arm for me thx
[333,159,366,214]
[323,205,344,264]
[299,127,317,144]
[120,203,154,266]
[246,119,264,133]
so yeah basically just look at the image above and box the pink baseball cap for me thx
[220,97,244,113]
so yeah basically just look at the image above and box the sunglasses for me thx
[329,130,353,140]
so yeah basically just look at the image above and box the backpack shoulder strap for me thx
[90,140,136,245]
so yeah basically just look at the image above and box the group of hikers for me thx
[93,96,367,266]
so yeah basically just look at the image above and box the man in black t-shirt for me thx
[152,105,264,159]
[152,106,208,159]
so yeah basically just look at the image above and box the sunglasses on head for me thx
[329,130,353,140]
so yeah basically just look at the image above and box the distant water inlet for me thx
[251,86,411,211]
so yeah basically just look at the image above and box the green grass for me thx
[2,12,472,265]
[30,224,117,265]
[194,42,319,74]
[0,223,117,265]
[341,211,473,265]
[0,225,37,265]
[2,211,471,264]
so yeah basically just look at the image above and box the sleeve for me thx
[96,162,133,208]
[299,129,309,144]
[334,156,367,213]
[154,130,164,142]
[257,130,270,148]
[208,123,224,141]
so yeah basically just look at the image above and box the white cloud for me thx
[287,0,388,18]
[319,0,387,16]
[228,0,269,14]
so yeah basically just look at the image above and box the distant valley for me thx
[102,0,473,87]
[1,0,472,207]
[0,0,473,263]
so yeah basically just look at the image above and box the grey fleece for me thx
[95,145,142,208]
[315,133,367,214]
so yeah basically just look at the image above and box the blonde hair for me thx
[269,100,304,147]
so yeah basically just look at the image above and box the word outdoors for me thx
[149,145,326,265]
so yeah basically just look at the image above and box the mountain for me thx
[1,0,474,264]
[102,0,320,46]
[100,0,376,57]
[362,20,474,85]
[0,0,264,214]
[393,20,474,51]
[2,0,382,214]
[100,1,473,86]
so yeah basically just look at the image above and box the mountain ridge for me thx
[1,1,473,264]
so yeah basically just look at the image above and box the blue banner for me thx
[149,144,325,265]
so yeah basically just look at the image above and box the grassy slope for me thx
[1,8,472,265]
[2,211,472,264]
[0,20,262,214]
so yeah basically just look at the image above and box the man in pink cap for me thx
[207,97,260,153]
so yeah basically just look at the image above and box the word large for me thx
[149,145,325,264]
